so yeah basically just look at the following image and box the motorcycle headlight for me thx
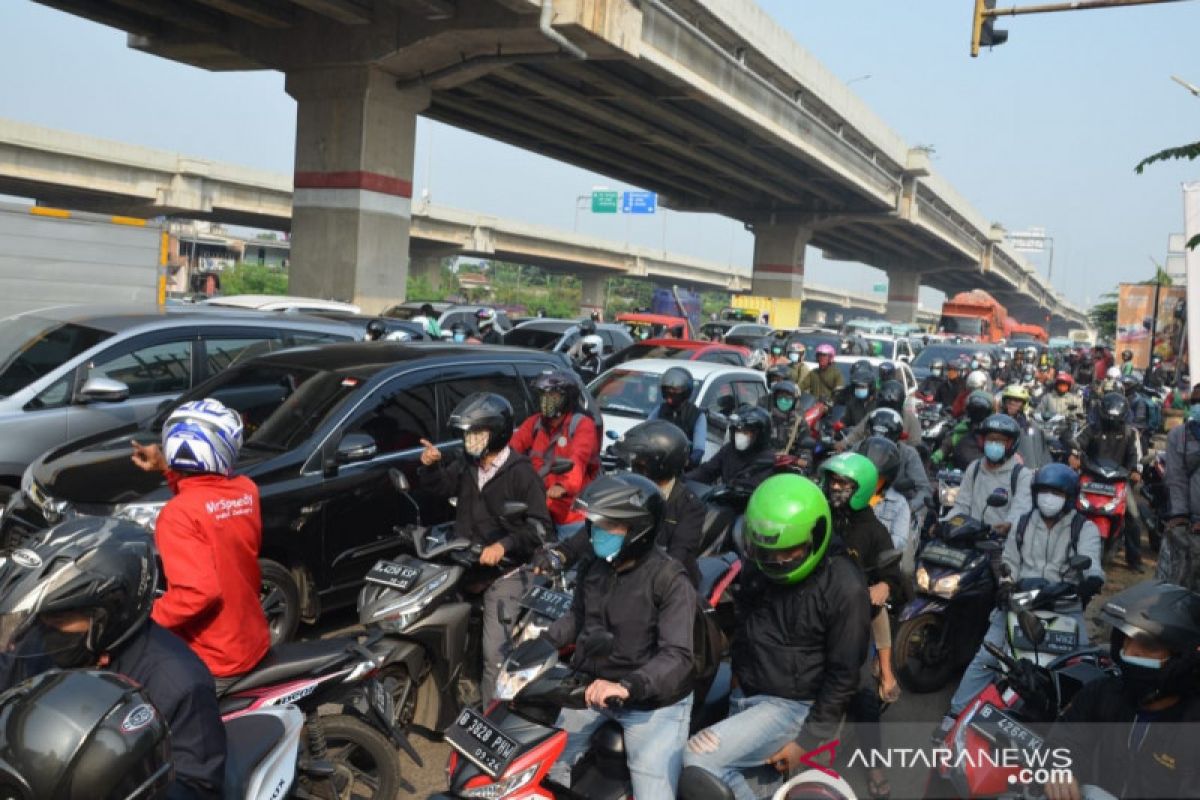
[1077,495,1091,510]
[365,570,452,632]
[1102,498,1118,514]
[113,500,167,532]
[494,655,557,702]
[462,765,540,799]
[932,573,962,598]
[916,566,931,591]
[940,485,960,506]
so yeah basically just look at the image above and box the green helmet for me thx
[818,452,878,511]
[743,474,831,584]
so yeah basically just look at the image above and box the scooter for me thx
[920,468,963,540]
[1137,450,1166,552]
[223,706,307,799]
[1076,457,1129,566]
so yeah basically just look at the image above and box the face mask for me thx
[772,347,783,356]
[464,430,490,459]
[788,353,800,363]
[664,391,684,408]
[984,441,1007,463]
[40,627,94,669]
[540,392,564,418]
[931,368,942,378]
[734,432,753,451]
[1189,403,1200,423]
[453,333,466,343]
[1119,647,1167,704]
[854,387,869,400]
[775,397,795,413]
[1121,648,1165,670]
[591,525,624,561]
[1036,492,1066,518]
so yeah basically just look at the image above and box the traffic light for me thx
[971,0,1009,56]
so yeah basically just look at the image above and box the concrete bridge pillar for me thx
[581,274,607,319]
[409,254,445,293]
[886,271,921,324]
[751,221,811,299]
[286,67,429,314]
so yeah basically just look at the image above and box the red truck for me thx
[938,290,1008,343]
[1005,320,1049,344]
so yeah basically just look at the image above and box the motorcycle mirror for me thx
[549,459,574,475]
[501,501,528,519]
[1066,554,1092,573]
[1018,610,1047,648]
[986,489,1009,508]
[388,467,410,492]
[875,548,902,572]
[579,630,615,662]
[606,429,620,441]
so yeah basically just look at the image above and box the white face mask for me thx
[734,432,753,452]
[1036,492,1066,518]
[464,430,490,458]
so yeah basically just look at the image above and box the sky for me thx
[0,0,1196,311]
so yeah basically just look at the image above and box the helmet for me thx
[448,392,514,460]
[573,473,664,563]
[877,379,905,411]
[0,518,158,670]
[580,334,603,356]
[1099,391,1128,429]
[0,670,172,800]
[1054,371,1074,391]
[979,413,1021,458]
[771,381,800,413]
[1106,366,1121,381]
[365,319,387,341]
[742,474,831,584]
[965,370,990,391]
[532,369,578,419]
[997,358,1008,370]
[1099,582,1200,705]
[1119,373,1140,393]
[1031,463,1081,504]
[766,364,792,387]
[660,366,695,407]
[877,362,897,384]
[819,452,878,512]
[579,318,597,336]
[1122,349,1133,361]
[1000,384,1030,407]
[856,436,901,487]
[1024,346,1038,361]
[815,343,836,361]
[786,340,807,358]
[476,308,497,329]
[929,358,946,376]
[866,407,904,442]
[611,420,689,481]
[849,359,874,387]
[728,404,771,453]
[769,340,785,356]
[162,398,242,476]
[965,390,994,424]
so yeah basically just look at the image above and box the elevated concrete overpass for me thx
[30,0,1086,333]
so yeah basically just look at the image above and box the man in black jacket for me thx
[684,474,869,800]
[542,474,696,798]
[686,404,776,489]
[648,366,707,467]
[418,392,552,703]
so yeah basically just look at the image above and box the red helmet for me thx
[1055,371,1074,388]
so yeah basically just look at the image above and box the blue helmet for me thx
[162,399,243,476]
[1031,463,1080,502]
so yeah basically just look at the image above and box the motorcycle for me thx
[919,403,954,455]
[223,706,307,799]
[1137,449,1166,552]
[686,480,755,557]
[1076,458,1129,566]
[996,555,1093,668]
[1033,411,1071,463]
[674,766,858,800]
[920,468,963,539]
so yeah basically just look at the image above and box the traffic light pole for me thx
[972,0,1192,56]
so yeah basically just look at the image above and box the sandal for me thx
[867,770,892,800]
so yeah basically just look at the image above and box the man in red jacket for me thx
[131,399,270,689]
[510,370,599,540]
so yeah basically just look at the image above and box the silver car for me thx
[0,304,355,487]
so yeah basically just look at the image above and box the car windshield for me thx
[864,338,896,359]
[607,344,689,367]
[911,345,981,369]
[155,364,361,452]
[795,333,841,362]
[589,369,664,418]
[938,316,984,335]
[0,315,113,398]
[699,323,732,341]
[504,327,566,350]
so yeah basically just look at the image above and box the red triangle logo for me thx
[798,739,841,779]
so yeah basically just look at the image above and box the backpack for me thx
[535,412,600,482]
[970,459,1024,498]
[651,557,723,689]
[1146,396,1163,434]
[1014,510,1087,558]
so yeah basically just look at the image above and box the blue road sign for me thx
[622,191,657,214]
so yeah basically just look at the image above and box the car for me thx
[832,356,919,397]
[795,330,844,363]
[0,342,599,640]
[203,294,362,314]
[437,305,515,335]
[504,319,634,356]
[588,358,768,460]
[382,300,452,320]
[698,321,772,343]
[615,313,693,341]
[860,335,918,362]
[306,311,429,341]
[603,339,751,371]
[0,304,356,489]
[909,342,1006,379]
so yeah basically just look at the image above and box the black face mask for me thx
[40,627,94,669]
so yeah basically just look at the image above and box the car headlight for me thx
[462,765,539,799]
[494,655,556,702]
[932,573,962,598]
[916,566,931,591]
[113,501,167,531]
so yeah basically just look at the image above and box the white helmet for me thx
[581,334,603,355]
[1106,366,1120,381]
[162,399,243,476]
[966,370,990,391]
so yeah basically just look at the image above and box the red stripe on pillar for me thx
[294,171,413,198]
[753,263,804,275]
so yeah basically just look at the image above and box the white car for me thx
[832,356,918,397]
[203,294,361,314]
[588,359,768,460]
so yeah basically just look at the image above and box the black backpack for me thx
[651,557,723,689]
[1013,510,1087,557]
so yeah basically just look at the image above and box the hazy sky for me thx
[1,0,1196,310]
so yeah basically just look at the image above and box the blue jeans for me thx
[948,608,1089,714]
[549,694,692,798]
[683,689,811,800]
[555,520,585,542]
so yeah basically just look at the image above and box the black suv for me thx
[1,342,597,641]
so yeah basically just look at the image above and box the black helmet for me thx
[766,364,792,387]
[929,358,946,376]
[0,670,172,800]
[611,420,689,482]
[849,359,874,387]
[579,318,597,336]
[1100,581,1200,704]
[660,366,695,407]
[729,404,771,453]
[1099,391,1128,430]
[856,436,901,487]
[448,392,514,461]
[877,361,897,384]
[1122,349,1133,361]
[532,369,578,419]
[0,518,157,671]
[1031,463,1081,504]
[865,407,903,442]
[979,413,1021,457]
[877,379,905,411]
[965,390,994,425]
[365,319,387,341]
[573,473,665,563]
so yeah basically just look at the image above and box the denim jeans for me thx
[555,520,585,543]
[948,608,1089,714]
[548,694,692,798]
[683,689,812,800]
[481,570,534,705]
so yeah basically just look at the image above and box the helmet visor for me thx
[746,539,812,581]
[0,610,94,670]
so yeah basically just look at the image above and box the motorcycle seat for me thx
[222,638,353,696]
[224,713,285,798]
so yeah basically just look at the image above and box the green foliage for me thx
[1088,291,1118,342]
[1135,139,1200,250]
[701,291,731,318]
[404,258,459,302]
[220,262,288,295]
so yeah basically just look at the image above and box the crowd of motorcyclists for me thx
[1,325,1200,800]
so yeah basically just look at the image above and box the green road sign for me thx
[591,190,619,214]
[873,283,887,293]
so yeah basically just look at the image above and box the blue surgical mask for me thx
[788,353,800,363]
[854,387,869,400]
[591,525,624,561]
[984,441,1006,463]
[453,333,466,343]
[1189,403,1200,422]
[1121,648,1165,670]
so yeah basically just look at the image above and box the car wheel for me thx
[259,558,300,645]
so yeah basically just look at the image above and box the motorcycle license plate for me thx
[1013,626,1079,655]
[367,678,395,727]
[365,560,422,593]
[969,703,1044,753]
[445,706,520,778]
[519,585,573,621]
[921,542,970,570]
[1081,481,1115,497]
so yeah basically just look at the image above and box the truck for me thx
[727,295,802,329]
[1005,320,1049,344]
[0,201,165,319]
[937,290,1008,343]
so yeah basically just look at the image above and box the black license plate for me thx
[367,678,395,727]
[969,703,1044,753]
[519,585,573,621]
[1081,481,1115,497]
[921,542,969,569]
[1013,626,1079,655]
[445,706,520,778]
[365,560,422,593]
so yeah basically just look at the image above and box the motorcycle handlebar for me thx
[984,640,1019,673]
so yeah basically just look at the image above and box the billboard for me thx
[1117,283,1186,369]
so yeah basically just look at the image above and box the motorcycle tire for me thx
[259,558,301,646]
[380,663,442,738]
[316,714,403,800]
[894,613,957,694]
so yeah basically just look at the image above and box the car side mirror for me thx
[1018,610,1047,647]
[987,489,1009,508]
[77,376,130,404]
[336,433,378,465]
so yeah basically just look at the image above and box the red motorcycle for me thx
[1076,458,1129,566]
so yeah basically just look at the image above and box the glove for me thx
[1079,575,1104,608]
[531,546,566,575]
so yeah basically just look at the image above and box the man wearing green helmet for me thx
[683,474,870,800]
